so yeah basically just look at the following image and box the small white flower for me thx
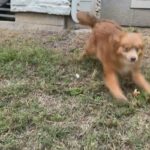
[75,73,80,79]
[133,89,140,97]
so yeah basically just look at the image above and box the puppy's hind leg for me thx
[77,42,89,61]
[79,35,96,61]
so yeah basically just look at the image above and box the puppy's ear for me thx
[109,35,121,50]
[113,35,120,43]
[115,33,126,54]
[109,34,120,44]
[117,47,123,54]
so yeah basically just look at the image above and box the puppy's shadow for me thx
[79,57,103,79]
[119,75,136,95]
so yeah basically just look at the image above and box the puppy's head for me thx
[117,33,144,64]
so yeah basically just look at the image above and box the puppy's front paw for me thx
[144,84,150,95]
[115,94,128,104]
[147,85,150,94]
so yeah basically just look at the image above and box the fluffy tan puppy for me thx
[77,11,150,102]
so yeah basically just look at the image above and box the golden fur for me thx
[77,11,150,102]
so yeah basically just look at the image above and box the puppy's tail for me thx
[77,11,97,28]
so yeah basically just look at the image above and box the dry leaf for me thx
[133,89,140,97]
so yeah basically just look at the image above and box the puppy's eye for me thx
[124,48,129,52]
[135,48,139,52]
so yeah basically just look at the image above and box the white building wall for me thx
[11,0,71,15]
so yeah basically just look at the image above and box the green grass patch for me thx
[0,31,150,149]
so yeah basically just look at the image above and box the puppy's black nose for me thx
[130,57,136,62]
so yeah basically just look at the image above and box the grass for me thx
[0,30,150,150]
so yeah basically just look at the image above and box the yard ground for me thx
[0,28,150,150]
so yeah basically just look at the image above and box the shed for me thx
[11,0,71,15]
[0,0,150,31]
[101,0,150,27]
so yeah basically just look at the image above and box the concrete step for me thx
[0,21,64,32]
